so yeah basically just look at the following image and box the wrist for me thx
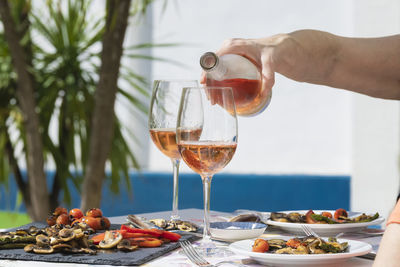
[387,200,400,226]
[278,30,341,83]
[269,34,298,77]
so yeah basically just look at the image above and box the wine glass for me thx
[177,86,238,254]
[149,79,199,220]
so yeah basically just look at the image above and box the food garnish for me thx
[47,207,110,231]
[270,209,379,224]
[0,208,182,255]
[148,218,198,232]
[252,237,348,254]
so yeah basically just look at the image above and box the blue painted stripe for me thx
[0,172,350,216]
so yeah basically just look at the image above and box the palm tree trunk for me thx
[81,0,132,211]
[0,0,49,220]
[4,128,35,217]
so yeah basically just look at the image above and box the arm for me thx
[374,199,400,266]
[216,30,400,99]
[374,224,400,267]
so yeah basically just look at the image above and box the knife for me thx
[357,252,376,260]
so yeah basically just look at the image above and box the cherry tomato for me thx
[305,210,317,224]
[71,218,82,226]
[56,213,70,225]
[321,211,333,218]
[53,207,68,216]
[286,238,304,248]
[252,239,269,253]
[69,208,84,219]
[81,216,101,230]
[86,208,103,218]
[334,208,348,220]
[46,215,57,226]
[101,217,111,229]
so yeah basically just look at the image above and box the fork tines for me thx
[301,224,319,237]
[179,240,211,267]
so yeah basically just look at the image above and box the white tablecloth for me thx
[0,209,379,267]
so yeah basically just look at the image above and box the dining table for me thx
[0,208,381,267]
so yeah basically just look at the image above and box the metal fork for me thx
[179,240,246,267]
[300,224,320,237]
[301,224,345,239]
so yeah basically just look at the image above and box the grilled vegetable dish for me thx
[0,207,181,255]
[252,237,348,254]
[270,209,379,224]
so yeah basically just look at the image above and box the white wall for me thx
[143,0,400,218]
[118,6,153,168]
[149,0,353,175]
[351,0,400,218]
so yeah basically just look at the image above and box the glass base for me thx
[197,239,217,257]
[170,214,180,221]
[180,239,234,258]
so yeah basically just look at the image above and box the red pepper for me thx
[90,233,105,245]
[123,232,152,238]
[161,231,181,242]
[129,237,163,247]
[121,224,163,237]
[121,224,181,241]
[90,230,127,244]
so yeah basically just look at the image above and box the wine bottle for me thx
[200,52,272,116]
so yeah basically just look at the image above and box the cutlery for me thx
[301,224,376,260]
[126,214,157,229]
[301,224,320,237]
[356,251,376,260]
[179,240,246,267]
[301,224,344,239]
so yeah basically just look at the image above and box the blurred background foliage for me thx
[0,0,167,216]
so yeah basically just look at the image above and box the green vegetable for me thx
[319,242,348,253]
[310,214,338,224]
[0,235,35,245]
[328,237,337,242]
[353,212,379,223]
[0,243,30,249]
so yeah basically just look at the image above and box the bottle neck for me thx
[200,52,227,80]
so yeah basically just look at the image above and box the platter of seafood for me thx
[229,235,372,266]
[267,209,384,236]
[0,207,198,266]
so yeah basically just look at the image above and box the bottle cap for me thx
[200,52,218,71]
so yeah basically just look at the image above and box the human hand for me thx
[201,34,289,93]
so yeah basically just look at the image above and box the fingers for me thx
[216,38,248,56]
[216,38,262,68]
[200,71,206,84]
[208,37,276,107]
[216,38,254,56]
[260,54,275,103]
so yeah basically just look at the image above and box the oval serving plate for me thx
[210,222,267,242]
[229,236,372,266]
[266,210,385,236]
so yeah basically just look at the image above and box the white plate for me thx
[210,222,267,242]
[229,236,372,266]
[266,210,384,236]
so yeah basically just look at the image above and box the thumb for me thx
[200,71,206,84]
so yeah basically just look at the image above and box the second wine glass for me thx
[177,86,238,255]
[149,79,199,220]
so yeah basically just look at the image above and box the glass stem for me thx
[202,175,213,241]
[171,159,180,220]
